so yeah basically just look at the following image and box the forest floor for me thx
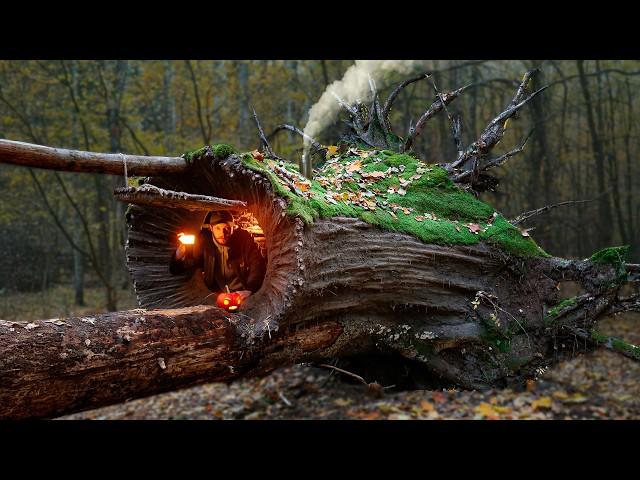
[2,286,638,420]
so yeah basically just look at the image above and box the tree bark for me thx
[0,306,343,420]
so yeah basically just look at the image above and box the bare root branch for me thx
[403,84,470,152]
[382,71,431,129]
[251,108,278,159]
[608,293,640,315]
[268,124,326,155]
[511,198,598,226]
[452,130,532,184]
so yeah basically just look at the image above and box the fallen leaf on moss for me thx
[348,160,362,172]
[467,223,483,234]
[251,150,264,162]
[326,145,338,158]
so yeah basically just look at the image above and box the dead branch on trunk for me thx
[381,72,431,130]
[268,124,326,155]
[511,198,599,226]
[114,184,247,211]
[251,108,278,159]
[403,84,470,152]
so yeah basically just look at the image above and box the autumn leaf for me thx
[367,171,386,179]
[493,405,512,414]
[531,396,553,410]
[420,400,435,412]
[251,149,264,162]
[467,223,483,234]
[561,393,588,404]
[295,180,310,192]
[432,392,447,404]
[415,215,424,222]
[326,145,338,158]
[347,160,362,173]
[552,390,569,400]
[475,402,499,419]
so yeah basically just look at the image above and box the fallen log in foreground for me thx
[0,306,343,420]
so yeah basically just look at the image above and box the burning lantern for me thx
[216,292,243,312]
[177,232,195,259]
[177,232,195,245]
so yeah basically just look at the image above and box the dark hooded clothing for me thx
[169,228,266,293]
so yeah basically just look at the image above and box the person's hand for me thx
[175,244,187,260]
[236,290,252,302]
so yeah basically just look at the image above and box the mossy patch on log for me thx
[239,147,548,258]
[590,330,640,360]
[589,246,629,267]
[544,296,578,325]
[183,144,236,163]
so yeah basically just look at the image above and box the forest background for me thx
[0,60,637,316]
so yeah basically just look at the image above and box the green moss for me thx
[590,330,640,360]
[183,146,209,163]
[183,144,236,164]
[544,296,577,324]
[211,143,236,159]
[240,148,549,258]
[589,246,629,267]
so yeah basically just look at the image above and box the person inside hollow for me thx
[169,211,267,303]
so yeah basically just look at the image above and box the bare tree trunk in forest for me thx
[320,60,330,89]
[236,61,251,149]
[624,78,638,259]
[577,60,614,246]
[70,60,85,306]
[605,72,629,246]
[163,60,176,153]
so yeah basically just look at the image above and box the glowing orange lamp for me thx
[177,233,195,245]
[216,292,243,312]
[178,232,196,260]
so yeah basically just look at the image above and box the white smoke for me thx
[302,60,430,150]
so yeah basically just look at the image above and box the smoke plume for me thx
[302,60,429,151]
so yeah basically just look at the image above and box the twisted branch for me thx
[268,124,326,155]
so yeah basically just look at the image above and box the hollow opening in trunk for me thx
[169,208,268,307]
[329,352,461,391]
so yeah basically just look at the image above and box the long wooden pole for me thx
[0,139,187,176]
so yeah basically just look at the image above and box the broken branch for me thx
[267,124,326,155]
[114,184,247,211]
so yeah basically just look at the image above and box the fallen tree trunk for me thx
[0,307,344,420]
[0,70,638,419]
